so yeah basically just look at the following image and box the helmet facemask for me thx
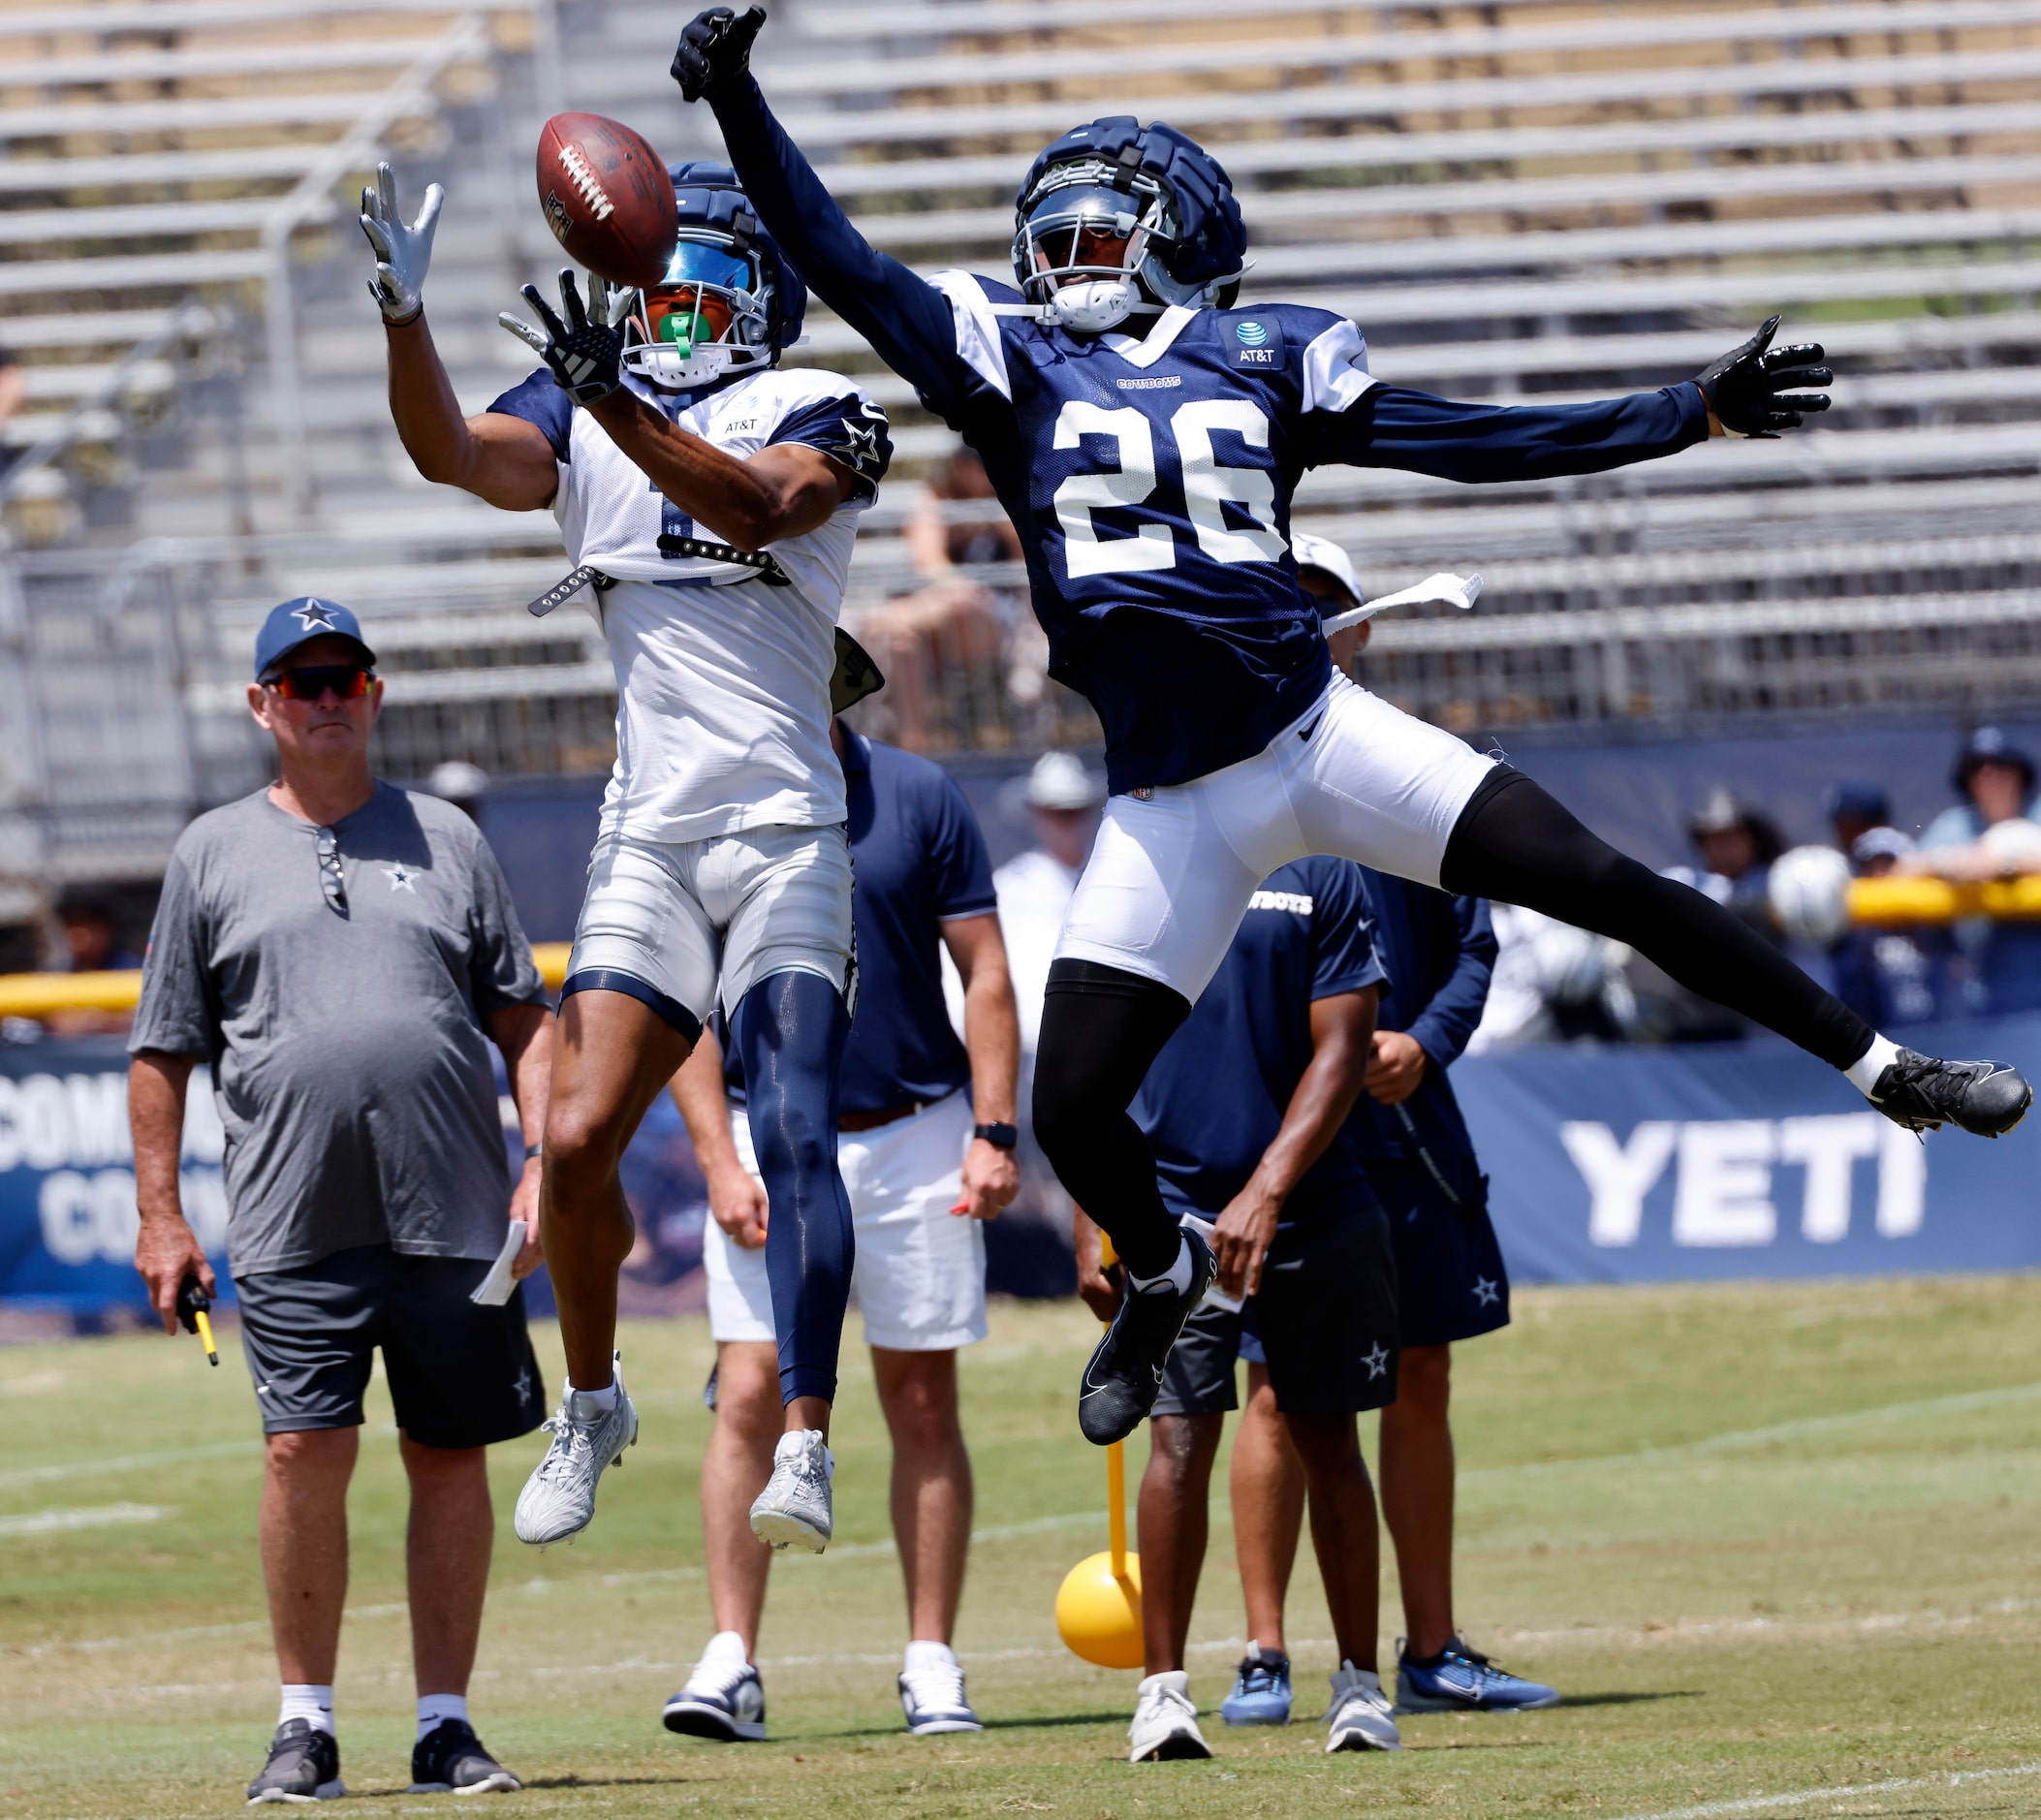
[1014,157,1236,331]
[622,232,777,389]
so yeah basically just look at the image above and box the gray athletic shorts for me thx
[1155,1208,1401,1418]
[236,1243,547,1449]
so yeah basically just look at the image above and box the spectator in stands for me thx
[1826,781,1893,856]
[1909,728,2041,1013]
[0,346,22,465]
[1678,787,1784,911]
[991,751,1101,1223]
[128,599,552,1804]
[1833,827,1960,1027]
[852,450,1021,751]
[41,886,142,1037]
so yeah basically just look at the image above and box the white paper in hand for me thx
[470,1220,526,1306]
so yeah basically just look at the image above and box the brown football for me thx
[535,111,677,290]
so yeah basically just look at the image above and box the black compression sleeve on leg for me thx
[1033,959,1192,1281]
[1439,769,1873,1070]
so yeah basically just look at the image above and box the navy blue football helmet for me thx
[1013,118,1247,330]
[623,162,808,387]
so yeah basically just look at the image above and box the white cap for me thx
[426,760,489,802]
[1025,750,1103,810]
[1290,530,1363,612]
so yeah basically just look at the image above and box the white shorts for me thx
[1055,672,1496,1001]
[566,822,854,1033]
[704,1090,988,1353]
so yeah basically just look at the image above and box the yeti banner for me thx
[0,1038,229,1316]
[1458,1015,2041,1284]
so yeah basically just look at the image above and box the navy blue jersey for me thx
[725,729,996,1113]
[1133,856,1386,1224]
[709,75,1712,793]
[1346,871,1497,1164]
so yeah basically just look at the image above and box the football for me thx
[534,111,677,290]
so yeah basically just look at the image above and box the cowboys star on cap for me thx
[293,598,339,634]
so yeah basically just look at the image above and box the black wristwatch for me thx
[973,1121,1019,1150]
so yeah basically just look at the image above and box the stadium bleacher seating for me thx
[2,0,2039,881]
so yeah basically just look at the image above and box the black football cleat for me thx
[1078,1226,1215,1446]
[408,1718,520,1795]
[246,1719,344,1804]
[1870,1050,2031,1137]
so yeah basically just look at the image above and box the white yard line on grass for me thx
[0,1503,170,1537]
[1612,1759,2041,1820]
[0,1437,259,1491]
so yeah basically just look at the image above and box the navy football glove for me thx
[673,6,766,104]
[1694,315,1833,438]
[499,269,629,406]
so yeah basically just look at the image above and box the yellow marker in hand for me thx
[176,1275,219,1366]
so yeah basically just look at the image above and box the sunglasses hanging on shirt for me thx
[314,825,348,914]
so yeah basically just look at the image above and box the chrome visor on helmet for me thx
[1014,157,1240,330]
[623,234,776,388]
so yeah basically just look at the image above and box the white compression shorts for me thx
[1054,671,1497,1001]
[704,1090,988,1353]
[565,822,854,1037]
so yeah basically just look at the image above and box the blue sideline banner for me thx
[0,1037,230,1317]
[1458,1014,2041,1284]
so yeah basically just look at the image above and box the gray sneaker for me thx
[514,1354,638,1547]
[748,1428,833,1553]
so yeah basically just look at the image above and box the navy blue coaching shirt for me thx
[725,726,997,1113]
[1133,855,1386,1226]
[1345,870,1497,1165]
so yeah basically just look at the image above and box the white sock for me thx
[702,1629,750,1667]
[417,1693,468,1741]
[903,1639,958,1676]
[567,1374,618,1418]
[1846,1034,1903,1099]
[279,1684,334,1736]
[1127,1231,1192,1297]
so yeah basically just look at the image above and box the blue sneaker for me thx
[1396,1638,1559,1712]
[1219,1643,1292,1726]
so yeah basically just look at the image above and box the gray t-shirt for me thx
[131,782,547,1275]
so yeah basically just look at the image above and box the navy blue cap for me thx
[1955,725,2036,794]
[1824,780,1891,826]
[254,597,376,680]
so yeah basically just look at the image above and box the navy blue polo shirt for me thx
[725,728,996,1113]
[1133,856,1386,1226]
[1345,871,1496,1164]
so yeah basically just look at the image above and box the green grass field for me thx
[6,1275,2041,1819]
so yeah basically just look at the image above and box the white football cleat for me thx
[513,1354,638,1547]
[748,1428,833,1553]
[1128,1670,1211,1762]
[1324,1662,1402,1752]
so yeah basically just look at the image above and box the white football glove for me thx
[359,161,443,326]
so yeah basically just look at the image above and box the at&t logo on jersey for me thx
[1234,319,1280,367]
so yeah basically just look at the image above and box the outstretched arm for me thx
[361,165,559,511]
[675,10,983,423]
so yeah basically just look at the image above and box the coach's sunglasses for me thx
[314,826,347,915]
[266,664,376,703]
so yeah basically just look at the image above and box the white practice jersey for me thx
[489,364,893,843]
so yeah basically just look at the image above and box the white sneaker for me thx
[663,1632,767,1742]
[1128,1670,1211,1762]
[513,1356,638,1547]
[898,1643,982,1736]
[749,1428,833,1553]
[1324,1662,1402,1752]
